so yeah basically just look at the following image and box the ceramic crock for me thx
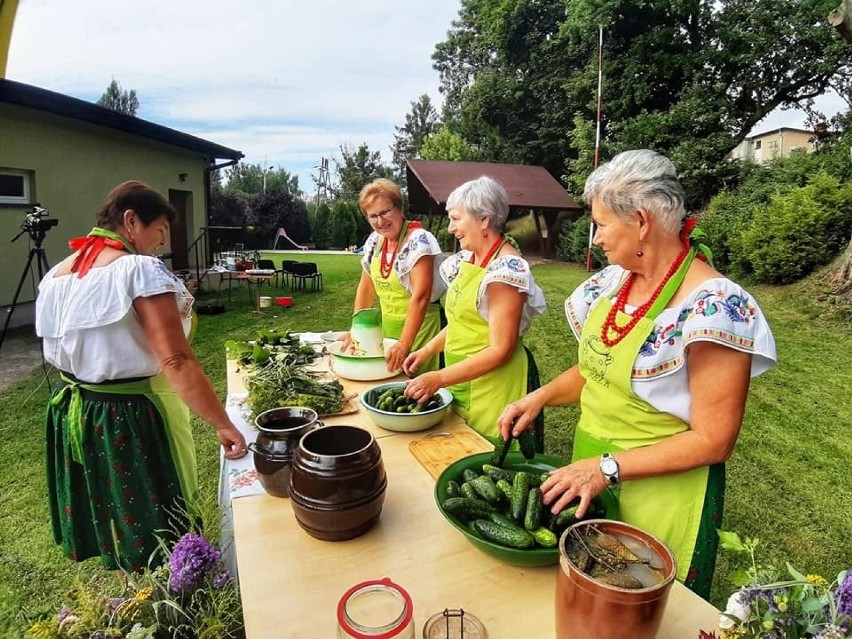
[349,307,384,357]
[248,407,322,498]
[288,424,387,541]
[555,519,677,639]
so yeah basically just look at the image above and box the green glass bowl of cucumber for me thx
[359,382,453,432]
[435,452,619,567]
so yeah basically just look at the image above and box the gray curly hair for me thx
[583,150,686,233]
[446,176,510,230]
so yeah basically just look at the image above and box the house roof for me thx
[747,126,813,140]
[0,78,243,161]
[405,159,581,215]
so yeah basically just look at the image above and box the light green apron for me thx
[370,224,441,372]
[573,250,705,582]
[444,247,527,444]
[50,372,198,508]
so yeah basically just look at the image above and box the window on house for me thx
[754,140,762,149]
[0,169,31,205]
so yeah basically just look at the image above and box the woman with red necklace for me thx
[497,150,776,599]
[36,181,247,573]
[403,176,546,444]
[343,178,445,373]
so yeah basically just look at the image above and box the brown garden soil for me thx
[0,329,45,392]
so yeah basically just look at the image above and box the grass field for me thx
[0,252,850,632]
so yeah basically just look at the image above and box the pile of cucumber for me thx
[440,433,606,552]
[364,385,444,414]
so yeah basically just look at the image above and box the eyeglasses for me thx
[366,206,395,223]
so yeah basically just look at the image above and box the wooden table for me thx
[225,359,721,638]
[236,272,276,312]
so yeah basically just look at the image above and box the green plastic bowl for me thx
[435,451,619,567]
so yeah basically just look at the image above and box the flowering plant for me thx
[700,531,852,639]
[26,532,243,639]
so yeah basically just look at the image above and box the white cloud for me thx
[7,0,461,189]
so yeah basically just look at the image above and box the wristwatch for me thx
[599,453,620,486]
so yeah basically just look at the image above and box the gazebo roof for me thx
[405,159,581,216]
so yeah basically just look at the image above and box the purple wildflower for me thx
[213,569,230,589]
[168,533,222,593]
[836,571,852,617]
[106,597,127,614]
[57,606,71,623]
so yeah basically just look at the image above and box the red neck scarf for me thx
[68,227,135,278]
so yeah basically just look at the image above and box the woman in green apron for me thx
[497,150,776,599]
[344,178,445,374]
[403,176,546,444]
[36,181,247,572]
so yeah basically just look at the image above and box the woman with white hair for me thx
[403,176,546,444]
[497,150,776,598]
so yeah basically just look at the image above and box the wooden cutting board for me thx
[408,430,493,480]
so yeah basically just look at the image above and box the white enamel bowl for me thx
[360,382,454,432]
[327,338,401,381]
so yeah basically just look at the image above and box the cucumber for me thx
[445,480,461,498]
[462,468,479,483]
[471,519,535,549]
[460,482,477,500]
[442,497,498,519]
[530,526,558,548]
[495,479,513,502]
[524,487,543,531]
[482,465,518,484]
[518,429,536,459]
[549,504,581,534]
[510,471,531,523]
[491,434,512,467]
[469,475,501,506]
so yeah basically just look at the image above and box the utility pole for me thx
[262,165,274,192]
[313,157,331,210]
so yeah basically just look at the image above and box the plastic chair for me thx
[257,259,281,287]
[281,260,300,290]
[290,262,323,292]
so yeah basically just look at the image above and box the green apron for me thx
[444,248,527,444]
[50,372,198,507]
[573,250,708,583]
[369,225,441,372]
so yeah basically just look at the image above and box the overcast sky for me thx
[6,0,845,197]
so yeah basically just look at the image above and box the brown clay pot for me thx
[248,407,321,498]
[288,425,386,541]
[555,519,677,639]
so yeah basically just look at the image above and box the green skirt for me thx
[46,384,188,572]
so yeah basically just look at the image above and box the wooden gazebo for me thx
[405,159,582,256]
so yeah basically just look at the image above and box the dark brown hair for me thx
[96,180,178,229]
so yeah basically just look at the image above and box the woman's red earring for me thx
[636,240,644,257]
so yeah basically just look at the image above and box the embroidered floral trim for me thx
[632,356,683,379]
[684,327,755,350]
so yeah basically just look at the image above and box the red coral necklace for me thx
[379,221,419,279]
[470,234,504,267]
[600,244,690,347]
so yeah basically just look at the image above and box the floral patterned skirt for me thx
[46,385,188,572]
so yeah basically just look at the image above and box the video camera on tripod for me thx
[14,205,59,245]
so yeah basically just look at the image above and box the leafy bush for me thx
[738,173,852,284]
[556,214,604,268]
[328,201,358,249]
[699,190,759,277]
[312,202,331,249]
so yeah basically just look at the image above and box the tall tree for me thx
[433,0,852,204]
[332,143,395,200]
[420,126,480,162]
[224,163,300,197]
[97,78,139,116]
[391,94,441,177]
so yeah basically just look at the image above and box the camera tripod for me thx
[0,237,51,351]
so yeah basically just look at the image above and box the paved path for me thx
[0,332,44,392]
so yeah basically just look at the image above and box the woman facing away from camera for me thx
[36,180,247,572]
[497,150,776,598]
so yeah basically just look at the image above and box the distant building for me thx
[729,127,816,164]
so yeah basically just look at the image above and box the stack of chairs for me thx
[289,262,323,292]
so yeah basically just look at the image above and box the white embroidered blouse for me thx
[361,227,446,302]
[36,255,194,383]
[564,265,777,422]
[440,251,547,334]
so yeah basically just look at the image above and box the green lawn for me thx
[0,252,849,631]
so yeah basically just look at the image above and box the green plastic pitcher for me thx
[349,308,384,357]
